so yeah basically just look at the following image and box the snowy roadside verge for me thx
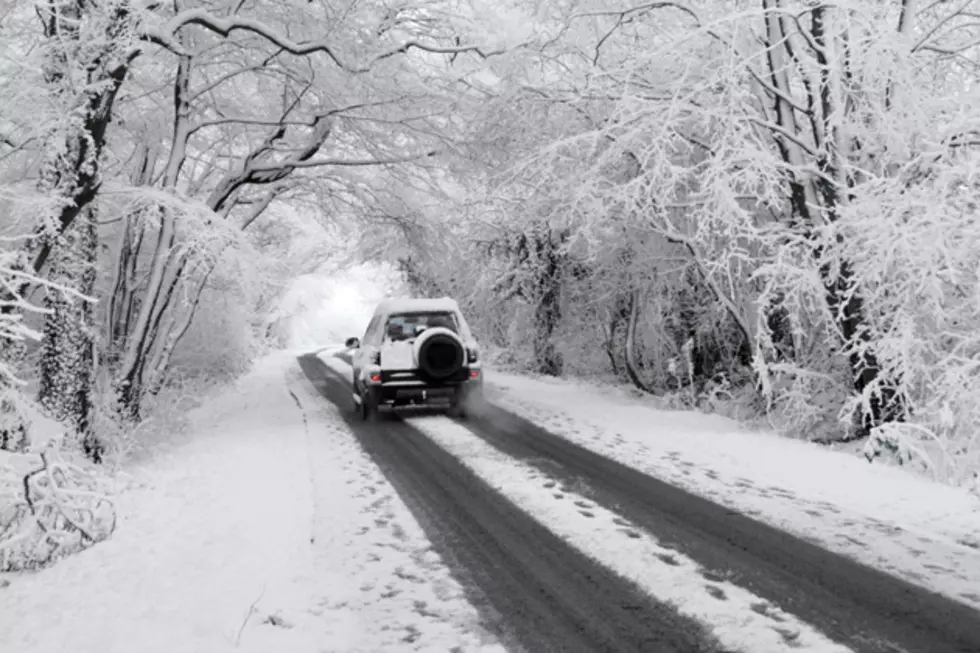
[1,352,503,653]
[484,371,980,610]
[0,352,320,653]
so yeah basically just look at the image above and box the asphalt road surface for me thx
[297,353,980,653]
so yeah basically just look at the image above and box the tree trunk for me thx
[821,259,906,432]
[761,0,905,434]
[107,147,157,364]
[603,317,621,377]
[1,1,132,449]
[623,288,658,394]
[37,207,101,461]
[146,262,217,394]
[531,230,564,376]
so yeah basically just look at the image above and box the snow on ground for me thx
[313,345,980,609]
[483,371,980,610]
[318,346,356,382]
[405,414,852,653]
[287,364,505,653]
[282,266,980,613]
[0,351,503,653]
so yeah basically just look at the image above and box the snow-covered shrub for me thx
[0,394,116,571]
[0,441,116,572]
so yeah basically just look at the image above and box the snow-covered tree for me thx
[380,0,980,482]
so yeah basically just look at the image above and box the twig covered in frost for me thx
[234,585,267,647]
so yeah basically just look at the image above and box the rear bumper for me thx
[367,371,483,407]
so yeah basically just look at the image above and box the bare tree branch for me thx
[143,8,516,73]
[246,149,440,173]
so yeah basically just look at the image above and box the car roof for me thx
[371,297,473,340]
[372,297,462,318]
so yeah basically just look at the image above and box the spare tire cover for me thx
[414,327,465,381]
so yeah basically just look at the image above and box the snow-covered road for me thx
[306,349,980,653]
[483,371,980,612]
[4,349,979,653]
[0,352,503,653]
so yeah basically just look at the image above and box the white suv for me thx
[346,297,484,420]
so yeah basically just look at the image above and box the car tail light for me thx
[370,374,381,382]
[370,350,381,365]
[469,370,479,378]
[466,346,478,363]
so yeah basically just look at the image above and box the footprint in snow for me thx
[749,601,785,623]
[772,626,802,646]
[839,534,868,548]
[701,570,727,583]
[705,585,728,601]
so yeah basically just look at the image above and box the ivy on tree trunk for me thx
[38,208,101,462]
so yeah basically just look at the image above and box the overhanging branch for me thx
[143,8,515,73]
[246,149,439,173]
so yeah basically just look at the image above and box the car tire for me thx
[351,378,363,416]
[464,385,486,416]
[448,401,466,419]
[360,388,377,422]
[448,389,471,419]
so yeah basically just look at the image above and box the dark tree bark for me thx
[530,229,566,376]
[622,289,659,394]
[1,1,133,450]
[38,208,101,462]
[761,0,907,434]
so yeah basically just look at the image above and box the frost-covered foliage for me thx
[3,0,508,458]
[0,0,532,568]
[369,0,980,486]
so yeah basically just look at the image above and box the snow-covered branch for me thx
[246,150,440,173]
[143,8,515,73]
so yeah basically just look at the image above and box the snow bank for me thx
[485,371,980,610]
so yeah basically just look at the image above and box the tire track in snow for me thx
[404,414,854,653]
[458,402,980,653]
[299,354,727,653]
[308,350,980,653]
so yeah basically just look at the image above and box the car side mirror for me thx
[345,337,360,349]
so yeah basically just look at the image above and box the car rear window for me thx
[385,312,459,341]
